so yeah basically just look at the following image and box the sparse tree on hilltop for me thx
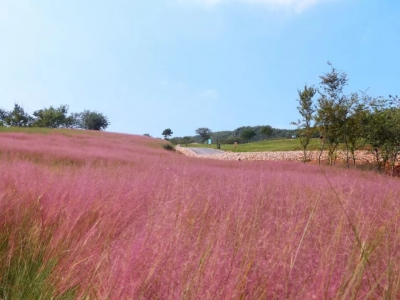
[2,104,32,127]
[78,110,110,130]
[162,128,173,140]
[32,104,73,128]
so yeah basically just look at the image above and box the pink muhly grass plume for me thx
[1,130,400,299]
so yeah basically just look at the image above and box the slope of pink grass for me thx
[1,129,400,299]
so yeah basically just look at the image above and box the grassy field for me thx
[1,127,400,299]
[183,138,322,152]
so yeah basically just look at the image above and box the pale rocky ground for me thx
[175,145,389,164]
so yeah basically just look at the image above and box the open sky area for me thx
[1,0,399,138]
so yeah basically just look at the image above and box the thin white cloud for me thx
[199,89,219,100]
[248,0,325,12]
[179,0,328,12]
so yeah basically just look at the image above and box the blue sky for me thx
[1,0,399,138]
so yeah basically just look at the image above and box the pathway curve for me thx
[175,145,387,164]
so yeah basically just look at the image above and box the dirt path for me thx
[176,145,382,164]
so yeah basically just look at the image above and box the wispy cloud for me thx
[199,89,219,100]
[179,0,328,12]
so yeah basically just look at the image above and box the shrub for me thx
[162,143,175,151]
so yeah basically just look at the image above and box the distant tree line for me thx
[0,103,109,131]
[169,126,296,145]
[294,62,400,175]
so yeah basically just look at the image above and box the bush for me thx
[223,136,242,144]
[162,143,175,151]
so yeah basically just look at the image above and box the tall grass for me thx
[1,130,400,299]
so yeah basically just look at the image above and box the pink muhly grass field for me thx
[1,129,400,299]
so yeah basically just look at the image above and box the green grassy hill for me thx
[184,138,322,152]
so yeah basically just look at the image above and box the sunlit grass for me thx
[185,138,322,152]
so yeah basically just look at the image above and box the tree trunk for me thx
[344,137,350,169]
[318,141,325,165]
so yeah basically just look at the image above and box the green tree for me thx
[181,136,192,147]
[162,128,173,140]
[0,108,7,126]
[292,84,316,163]
[260,125,273,140]
[363,95,400,174]
[78,110,109,130]
[195,127,212,143]
[345,101,368,165]
[2,104,32,127]
[32,104,73,128]
[315,63,356,166]
[241,129,256,143]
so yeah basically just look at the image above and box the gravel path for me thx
[186,147,225,155]
[175,145,386,164]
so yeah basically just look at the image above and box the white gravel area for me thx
[175,145,387,164]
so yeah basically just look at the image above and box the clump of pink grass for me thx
[1,130,400,299]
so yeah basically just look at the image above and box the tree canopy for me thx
[1,104,32,127]
[294,62,400,174]
[162,128,173,140]
[195,127,212,143]
[32,105,73,128]
[73,110,109,131]
[241,129,256,143]
[0,104,110,131]
[260,125,273,140]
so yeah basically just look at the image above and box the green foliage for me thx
[181,136,192,146]
[223,136,242,144]
[175,127,296,144]
[162,128,173,140]
[162,143,175,151]
[78,110,110,131]
[294,63,399,172]
[32,105,73,128]
[293,85,316,162]
[314,63,358,166]
[195,127,212,143]
[186,138,321,152]
[363,101,400,172]
[260,125,273,140]
[0,204,77,300]
[0,108,7,126]
[1,104,32,127]
[0,104,110,132]
[241,128,256,143]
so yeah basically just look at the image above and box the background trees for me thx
[181,136,192,147]
[195,127,212,143]
[1,104,32,127]
[241,129,256,143]
[32,105,73,128]
[162,128,173,140]
[78,110,110,130]
[260,125,273,140]
[314,63,356,166]
[294,63,400,174]
[292,85,316,163]
[0,104,110,131]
